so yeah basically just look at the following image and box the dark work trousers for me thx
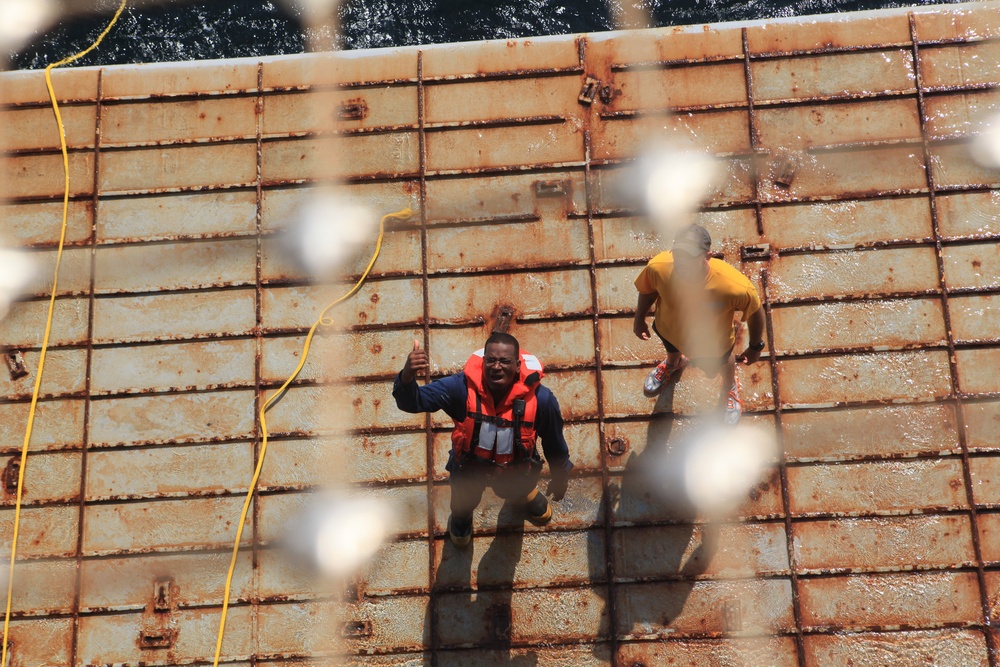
[449,456,541,520]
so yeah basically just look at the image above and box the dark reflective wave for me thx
[10,0,964,70]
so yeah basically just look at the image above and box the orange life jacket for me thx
[451,348,544,466]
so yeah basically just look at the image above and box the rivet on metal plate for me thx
[2,460,20,494]
[606,436,629,457]
[741,244,771,262]
[599,84,614,104]
[771,152,799,188]
[578,77,600,105]
[533,180,569,198]
[153,577,172,612]
[342,620,373,638]
[492,305,516,334]
[139,628,176,649]
[723,598,743,632]
[5,351,28,381]
[338,99,368,121]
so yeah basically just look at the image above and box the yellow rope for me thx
[212,206,413,666]
[1,3,127,664]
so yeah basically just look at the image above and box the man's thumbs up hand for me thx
[401,337,429,384]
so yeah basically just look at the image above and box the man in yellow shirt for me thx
[633,224,766,423]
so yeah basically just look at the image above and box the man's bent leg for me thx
[448,464,488,547]
[493,464,551,525]
[645,324,689,396]
[721,350,742,424]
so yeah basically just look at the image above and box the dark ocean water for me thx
[11,0,965,70]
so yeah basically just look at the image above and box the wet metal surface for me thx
[2,2,1000,666]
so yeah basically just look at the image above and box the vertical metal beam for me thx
[741,29,765,238]
[250,60,266,666]
[579,34,619,664]
[69,66,104,667]
[760,272,807,666]
[417,50,439,667]
[746,26,806,667]
[909,14,998,665]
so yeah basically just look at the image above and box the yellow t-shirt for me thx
[634,252,761,358]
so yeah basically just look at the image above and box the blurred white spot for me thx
[293,192,378,280]
[287,492,397,578]
[277,0,341,23]
[0,0,55,52]
[0,245,36,322]
[681,424,777,517]
[641,141,720,235]
[971,111,1000,170]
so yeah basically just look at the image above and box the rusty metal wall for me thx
[1,2,999,665]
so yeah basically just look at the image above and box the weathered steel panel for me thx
[88,390,256,446]
[263,280,424,331]
[919,40,1000,88]
[931,142,1000,188]
[258,437,337,488]
[607,64,749,111]
[0,504,77,557]
[2,618,73,667]
[944,241,1000,290]
[0,199,92,248]
[1,559,76,615]
[803,629,990,666]
[937,191,1000,238]
[92,288,257,343]
[592,112,751,160]
[616,579,795,637]
[420,37,579,78]
[770,298,947,354]
[79,551,253,611]
[435,529,602,589]
[86,442,252,500]
[0,347,86,399]
[102,60,260,98]
[0,104,95,152]
[263,134,420,182]
[427,218,591,272]
[761,197,933,249]
[425,123,583,173]
[100,143,258,193]
[93,238,257,293]
[0,151,95,200]
[427,269,592,322]
[924,90,1000,138]
[798,572,982,630]
[102,96,258,145]
[22,246,92,297]
[97,190,258,243]
[747,13,910,53]
[0,399,85,453]
[83,496,251,555]
[0,451,80,505]
[423,171,586,222]
[618,638,800,666]
[767,247,940,302]
[750,50,915,103]
[756,99,921,149]
[781,403,959,462]
[614,522,790,579]
[0,66,98,104]
[425,76,581,123]
[264,87,419,135]
[966,401,1000,455]
[787,459,968,516]
[957,348,1000,395]
[913,3,1000,40]
[793,515,976,573]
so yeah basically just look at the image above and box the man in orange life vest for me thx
[393,332,574,547]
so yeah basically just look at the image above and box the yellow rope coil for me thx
[1,3,127,665]
[212,206,413,666]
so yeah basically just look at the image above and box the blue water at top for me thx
[10,0,964,70]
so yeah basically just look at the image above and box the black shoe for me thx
[524,488,552,525]
[448,514,472,547]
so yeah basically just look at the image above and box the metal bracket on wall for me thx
[5,351,28,381]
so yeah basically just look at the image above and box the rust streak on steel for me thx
[581,56,621,666]
[69,66,103,667]
[249,60,266,666]
[910,14,999,666]
[416,49,439,667]
[742,28,765,238]
[760,269,807,666]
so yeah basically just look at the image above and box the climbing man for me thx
[392,332,573,547]
[633,223,766,423]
